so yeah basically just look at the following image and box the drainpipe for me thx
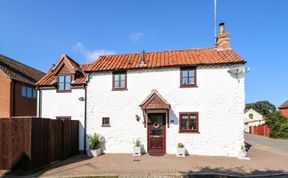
[84,84,87,153]
[37,87,42,118]
[12,80,16,116]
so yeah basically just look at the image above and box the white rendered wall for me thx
[86,64,245,157]
[40,88,85,151]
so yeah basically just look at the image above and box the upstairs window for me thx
[32,89,37,98]
[112,71,127,90]
[21,86,26,97]
[21,86,37,99]
[27,87,32,98]
[180,67,197,87]
[179,112,199,133]
[58,74,71,91]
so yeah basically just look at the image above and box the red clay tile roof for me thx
[0,54,45,85]
[74,64,90,84]
[36,56,89,86]
[37,48,245,86]
[85,48,245,72]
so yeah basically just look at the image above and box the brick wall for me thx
[0,71,11,117]
[280,108,288,118]
[14,82,37,116]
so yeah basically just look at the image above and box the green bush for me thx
[177,143,184,148]
[265,111,288,139]
[246,101,276,116]
[89,133,104,150]
[133,138,141,147]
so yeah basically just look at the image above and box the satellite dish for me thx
[227,66,245,74]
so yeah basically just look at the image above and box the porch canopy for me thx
[139,90,170,127]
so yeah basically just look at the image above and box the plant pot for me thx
[176,147,186,157]
[238,151,247,159]
[133,146,142,156]
[88,148,102,157]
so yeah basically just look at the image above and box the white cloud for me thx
[73,42,114,62]
[129,32,145,42]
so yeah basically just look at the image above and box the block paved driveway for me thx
[26,143,288,178]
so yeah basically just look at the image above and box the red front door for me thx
[147,113,166,155]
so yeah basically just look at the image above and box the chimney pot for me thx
[216,22,230,49]
[219,23,225,34]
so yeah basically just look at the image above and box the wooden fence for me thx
[251,124,271,137]
[0,117,79,172]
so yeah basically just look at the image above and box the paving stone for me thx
[2,145,287,178]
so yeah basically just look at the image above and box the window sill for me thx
[101,125,111,127]
[179,130,200,134]
[21,96,37,100]
[57,90,72,93]
[112,88,128,91]
[179,85,198,88]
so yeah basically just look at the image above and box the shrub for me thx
[133,138,141,147]
[246,101,276,116]
[177,143,184,148]
[89,133,104,150]
[265,111,288,139]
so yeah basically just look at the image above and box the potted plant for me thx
[176,143,186,157]
[88,133,104,157]
[133,138,142,156]
[238,143,247,159]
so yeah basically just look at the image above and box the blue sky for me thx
[0,0,287,106]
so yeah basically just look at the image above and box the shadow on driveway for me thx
[182,167,288,178]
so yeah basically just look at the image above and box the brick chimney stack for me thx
[216,23,230,49]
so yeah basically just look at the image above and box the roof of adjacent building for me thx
[279,100,288,109]
[85,48,245,72]
[36,54,89,86]
[0,54,45,85]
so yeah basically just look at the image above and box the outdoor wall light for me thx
[135,115,141,122]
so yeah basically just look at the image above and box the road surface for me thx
[245,133,288,156]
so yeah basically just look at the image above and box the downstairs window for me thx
[179,112,199,133]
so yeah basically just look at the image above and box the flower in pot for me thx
[88,133,104,157]
[238,143,247,159]
[133,138,142,156]
[176,143,186,157]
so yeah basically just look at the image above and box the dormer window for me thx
[58,74,71,91]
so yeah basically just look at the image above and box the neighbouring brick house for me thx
[279,100,288,118]
[37,23,247,158]
[0,54,45,117]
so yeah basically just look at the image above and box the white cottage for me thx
[37,23,246,157]
[244,108,265,133]
[36,55,89,151]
